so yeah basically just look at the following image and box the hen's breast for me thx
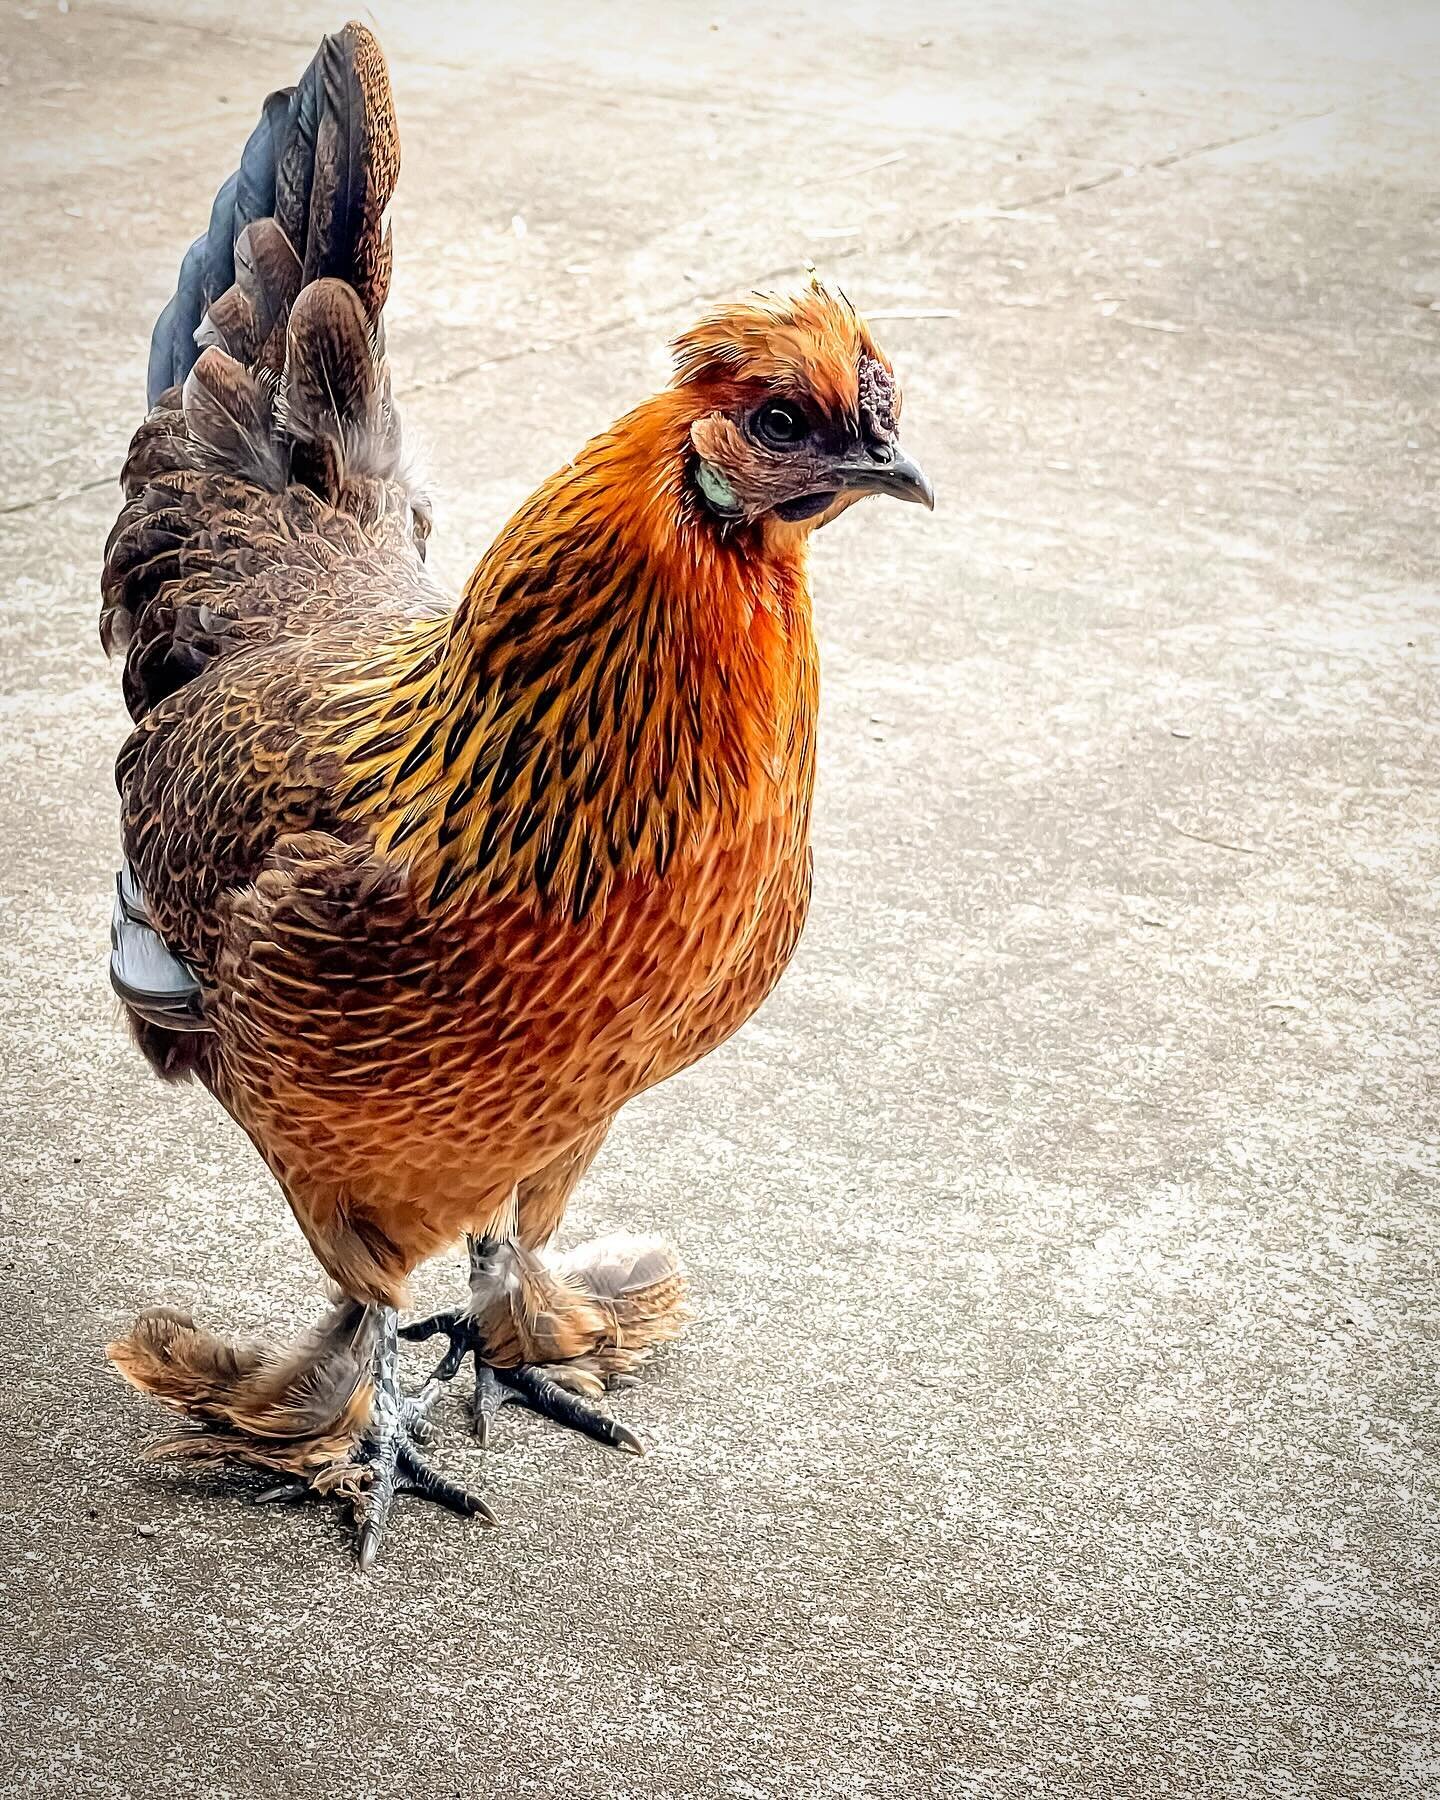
[212,787,813,1206]
[438,796,816,1152]
[566,802,814,1093]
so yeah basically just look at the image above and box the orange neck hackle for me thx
[334,383,820,920]
[329,278,904,920]
[456,383,816,696]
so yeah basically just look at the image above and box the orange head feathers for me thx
[672,280,887,418]
[667,278,933,535]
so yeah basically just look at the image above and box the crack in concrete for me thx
[993,100,1353,214]
[0,474,115,522]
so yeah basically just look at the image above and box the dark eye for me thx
[751,401,811,450]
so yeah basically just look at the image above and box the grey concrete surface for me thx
[1,1,1436,1795]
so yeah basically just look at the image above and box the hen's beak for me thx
[832,446,935,510]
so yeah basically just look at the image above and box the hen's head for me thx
[670,278,933,539]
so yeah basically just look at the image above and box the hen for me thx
[102,21,933,1567]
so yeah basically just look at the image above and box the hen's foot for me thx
[401,1309,644,1456]
[257,1310,496,1571]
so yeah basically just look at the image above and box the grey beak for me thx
[835,446,936,511]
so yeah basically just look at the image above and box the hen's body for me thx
[102,22,926,1562]
[113,395,815,1303]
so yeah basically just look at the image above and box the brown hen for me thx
[101,21,933,1566]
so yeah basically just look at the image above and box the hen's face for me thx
[672,281,934,535]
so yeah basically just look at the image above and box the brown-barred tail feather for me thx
[102,17,425,726]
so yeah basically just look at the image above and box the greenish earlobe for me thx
[696,459,742,519]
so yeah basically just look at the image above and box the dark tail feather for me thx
[146,92,288,403]
[104,22,428,710]
[147,23,397,409]
[139,18,413,514]
[280,278,403,499]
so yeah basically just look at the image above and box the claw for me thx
[398,1446,498,1523]
[252,1478,310,1506]
[356,1519,383,1575]
[500,1364,647,1455]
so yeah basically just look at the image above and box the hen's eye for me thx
[752,401,810,450]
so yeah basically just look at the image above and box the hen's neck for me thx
[336,392,819,917]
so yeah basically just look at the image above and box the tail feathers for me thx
[141,23,416,519]
[551,1231,687,1303]
[148,24,397,408]
[280,278,402,496]
[479,1233,692,1395]
[103,22,429,715]
[280,24,397,311]
[146,97,290,404]
[181,349,287,495]
[107,1300,376,1490]
[195,218,301,379]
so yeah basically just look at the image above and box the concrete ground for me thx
[1,1,1436,1794]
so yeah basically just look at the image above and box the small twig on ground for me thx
[864,307,962,321]
[1163,817,1264,856]
[794,150,907,189]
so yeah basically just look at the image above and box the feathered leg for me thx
[402,1127,691,1453]
[108,1299,494,1568]
[404,1235,643,1453]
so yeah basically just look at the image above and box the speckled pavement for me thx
[1,3,1436,1795]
